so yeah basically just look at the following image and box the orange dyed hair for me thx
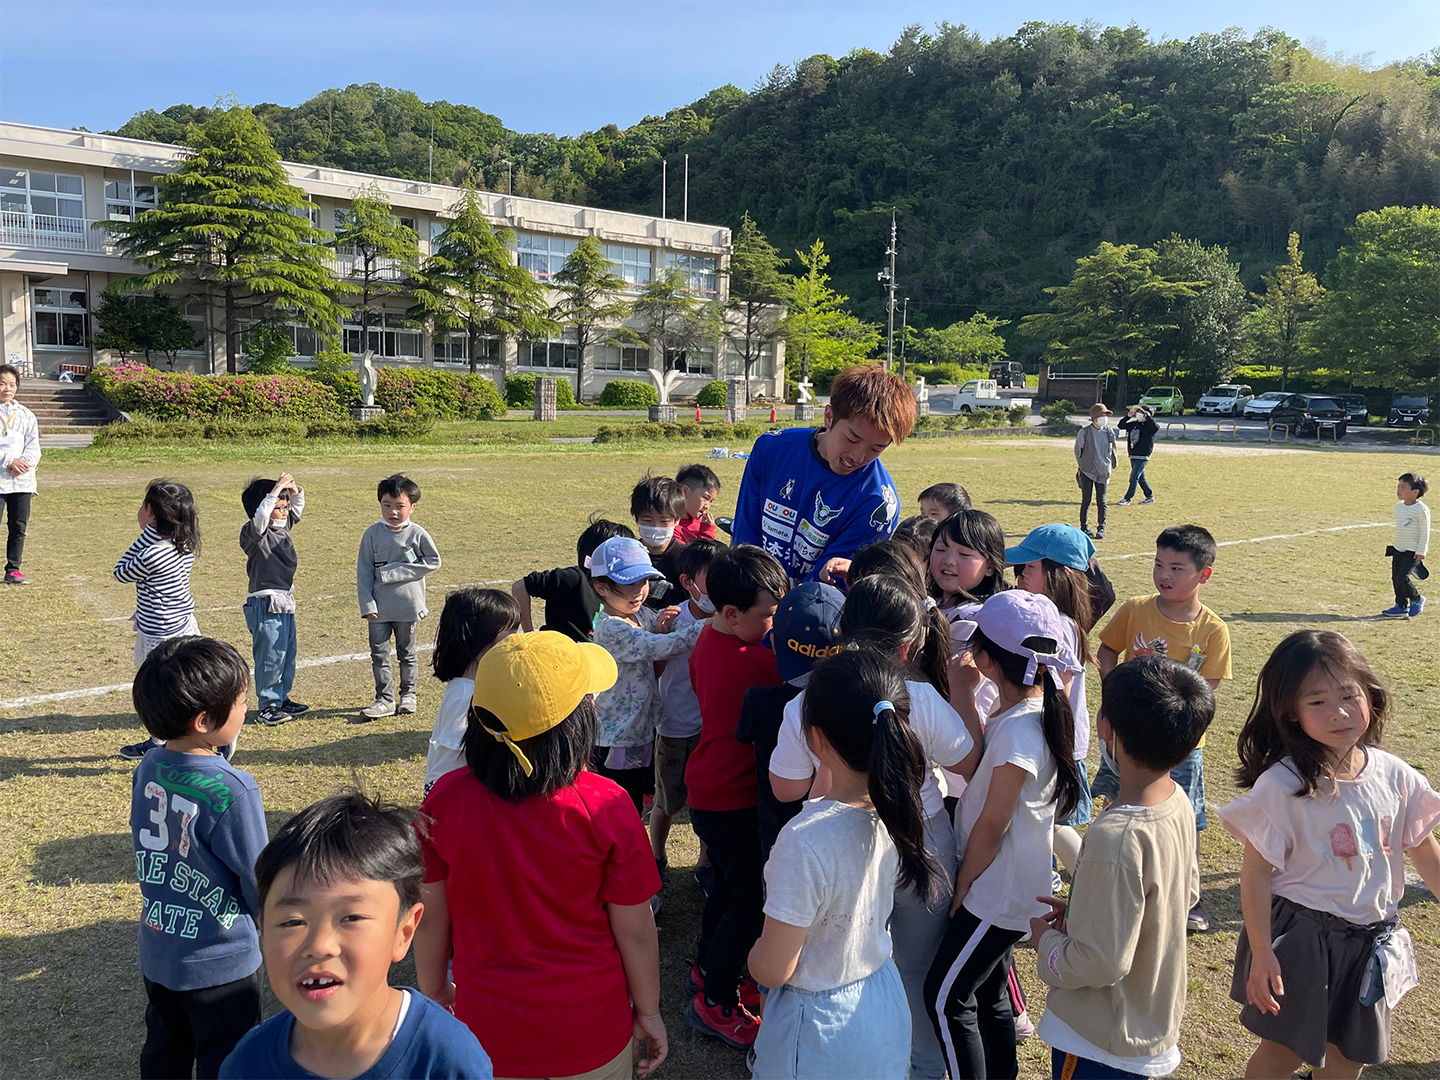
[828,364,917,445]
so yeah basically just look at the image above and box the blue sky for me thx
[3,1,1437,136]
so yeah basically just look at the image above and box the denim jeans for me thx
[1123,457,1153,500]
[244,596,297,711]
[368,618,418,704]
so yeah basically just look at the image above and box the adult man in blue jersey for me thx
[732,364,916,582]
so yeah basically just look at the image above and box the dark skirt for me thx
[1230,894,1395,1067]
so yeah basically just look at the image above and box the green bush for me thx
[593,419,767,443]
[306,365,504,419]
[1007,403,1031,426]
[1040,399,1077,424]
[505,372,578,409]
[92,413,435,445]
[90,363,343,421]
[907,362,987,386]
[598,379,659,408]
[696,380,728,407]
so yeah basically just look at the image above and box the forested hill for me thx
[113,22,1439,340]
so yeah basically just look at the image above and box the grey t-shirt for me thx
[763,800,897,991]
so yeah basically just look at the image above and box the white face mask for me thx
[693,593,717,615]
[1099,733,1119,775]
[638,524,674,547]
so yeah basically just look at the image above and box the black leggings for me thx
[2,491,31,572]
[589,747,654,816]
[1078,475,1107,530]
[141,970,262,1079]
[924,905,1024,1080]
[1392,550,1420,606]
[690,806,765,1007]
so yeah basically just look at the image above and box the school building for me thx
[0,121,784,400]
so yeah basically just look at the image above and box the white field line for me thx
[1,526,1392,713]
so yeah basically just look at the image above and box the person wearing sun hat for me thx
[1116,402,1160,506]
[412,631,669,1080]
[1074,402,1117,540]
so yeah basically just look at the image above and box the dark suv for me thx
[1388,394,1431,427]
[989,361,1026,388]
[1334,394,1369,426]
[1268,394,1348,439]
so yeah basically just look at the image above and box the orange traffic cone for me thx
[695,405,702,422]
[769,405,777,422]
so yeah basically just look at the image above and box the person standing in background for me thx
[1116,404,1159,506]
[0,364,40,585]
[1075,404,1117,540]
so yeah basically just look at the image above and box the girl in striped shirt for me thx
[116,479,202,760]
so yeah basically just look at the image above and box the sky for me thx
[3,1,1437,137]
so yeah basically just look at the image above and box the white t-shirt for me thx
[1038,1012,1179,1078]
[1216,748,1440,925]
[770,680,973,821]
[763,800,897,992]
[1057,614,1091,762]
[657,604,703,739]
[424,677,475,794]
[957,697,1058,932]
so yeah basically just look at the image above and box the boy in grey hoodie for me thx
[357,474,441,719]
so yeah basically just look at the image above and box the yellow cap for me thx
[471,631,618,775]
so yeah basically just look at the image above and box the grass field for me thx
[2,433,1438,1079]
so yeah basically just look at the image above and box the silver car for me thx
[1243,391,1288,419]
[1196,384,1254,416]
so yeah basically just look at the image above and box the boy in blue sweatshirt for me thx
[129,637,268,1079]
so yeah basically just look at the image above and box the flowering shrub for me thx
[90,363,342,422]
[307,367,506,418]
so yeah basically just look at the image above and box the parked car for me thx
[1388,394,1431,427]
[1195,384,1255,416]
[1334,394,1369,426]
[1243,391,1289,420]
[989,361,1026,388]
[1268,394,1348,438]
[955,379,1031,413]
[1138,386,1185,415]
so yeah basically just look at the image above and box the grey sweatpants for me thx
[368,618,418,703]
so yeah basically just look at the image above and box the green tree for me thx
[243,321,299,374]
[1246,232,1324,390]
[909,314,1009,369]
[1313,207,1440,390]
[332,183,419,359]
[629,267,724,386]
[1019,242,1205,407]
[780,240,880,389]
[725,212,789,397]
[94,292,199,369]
[405,188,556,374]
[1151,235,1247,385]
[106,104,346,374]
[550,235,632,400]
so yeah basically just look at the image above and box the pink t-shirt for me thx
[1217,748,1440,925]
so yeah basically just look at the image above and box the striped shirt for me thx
[114,526,197,636]
[1395,499,1431,558]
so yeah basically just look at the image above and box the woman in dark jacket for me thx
[1116,404,1159,504]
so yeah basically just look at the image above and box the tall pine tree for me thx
[332,183,419,359]
[725,213,788,398]
[1246,232,1323,391]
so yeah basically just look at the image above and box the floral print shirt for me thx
[592,607,706,748]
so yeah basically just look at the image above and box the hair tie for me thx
[923,596,938,611]
[582,555,593,570]
[872,700,894,724]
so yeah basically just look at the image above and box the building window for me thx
[666,252,717,294]
[342,313,423,359]
[33,287,88,349]
[515,233,578,279]
[434,333,500,364]
[2,169,84,222]
[595,342,651,372]
[603,243,654,287]
[668,346,714,376]
[518,337,578,370]
[103,176,158,221]
[725,342,775,378]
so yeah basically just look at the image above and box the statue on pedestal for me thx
[359,350,378,408]
[797,379,813,404]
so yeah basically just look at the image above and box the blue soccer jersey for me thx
[732,426,900,582]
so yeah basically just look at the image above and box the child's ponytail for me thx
[804,650,943,903]
[839,575,950,698]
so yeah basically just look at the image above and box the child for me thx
[222,793,493,1080]
[511,516,633,641]
[129,637,266,1079]
[239,472,307,728]
[1095,523,1231,932]
[653,537,727,878]
[116,479,203,761]
[771,575,979,1080]
[424,587,521,795]
[632,474,688,609]
[749,650,942,1080]
[1383,472,1429,619]
[413,632,667,1079]
[927,508,1008,618]
[0,362,40,585]
[357,473,441,720]
[1217,630,1440,1080]
[735,580,845,861]
[1075,403,1117,539]
[924,590,1081,1080]
[685,545,788,1049]
[1115,403,1159,505]
[1031,656,1215,1080]
[893,513,939,564]
[919,482,970,521]
[676,462,721,543]
[589,535,706,814]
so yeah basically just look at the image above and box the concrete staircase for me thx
[17,379,113,431]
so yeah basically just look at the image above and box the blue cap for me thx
[771,582,845,681]
[588,536,664,584]
[1004,523,1094,573]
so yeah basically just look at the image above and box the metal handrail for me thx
[1268,423,1289,442]
[1216,419,1237,439]
[1415,428,1436,446]
[1,210,118,254]
[1316,421,1340,443]
[1164,421,1187,437]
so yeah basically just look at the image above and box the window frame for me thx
[32,286,89,350]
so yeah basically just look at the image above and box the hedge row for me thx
[92,414,436,445]
[598,379,659,408]
[287,367,504,418]
[593,419,769,443]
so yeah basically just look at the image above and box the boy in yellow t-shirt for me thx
[1094,524,1230,932]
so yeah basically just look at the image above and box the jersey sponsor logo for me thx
[764,498,798,524]
[813,492,842,527]
[870,485,899,530]
[779,478,795,500]
[762,539,790,562]
[793,535,823,562]
[762,516,795,542]
[796,519,830,548]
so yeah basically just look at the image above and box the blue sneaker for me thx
[1409,596,1426,618]
[1381,605,1410,619]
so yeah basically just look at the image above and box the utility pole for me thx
[899,297,910,380]
[683,155,689,222]
[879,211,898,370]
[662,160,667,219]
[428,116,434,185]
[499,159,513,197]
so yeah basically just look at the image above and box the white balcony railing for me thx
[1,211,120,256]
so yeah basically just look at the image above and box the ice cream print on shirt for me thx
[135,762,245,935]
[1129,633,1207,671]
[1328,813,1395,871]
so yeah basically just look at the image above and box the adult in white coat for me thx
[0,364,41,584]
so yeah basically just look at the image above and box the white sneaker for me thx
[1115,498,1131,505]
[362,700,395,719]
[1140,496,1155,504]
[397,694,418,715]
